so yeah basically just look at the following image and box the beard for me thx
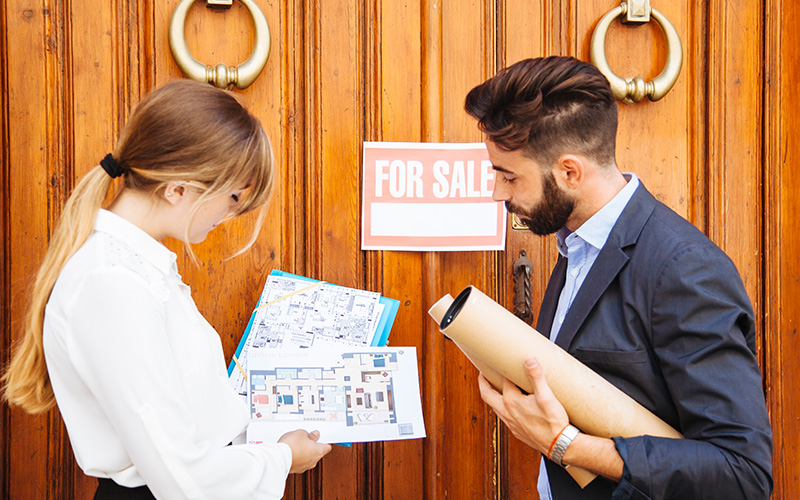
[506,172,575,236]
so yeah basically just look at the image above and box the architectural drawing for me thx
[249,352,399,428]
[250,277,382,349]
[245,347,426,444]
[229,271,396,398]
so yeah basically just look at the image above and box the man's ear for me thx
[162,182,186,205]
[554,154,585,190]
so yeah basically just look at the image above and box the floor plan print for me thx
[250,275,383,349]
[250,352,398,427]
[229,271,399,399]
[245,347,426,444]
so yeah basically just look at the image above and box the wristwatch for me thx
[549,424,580,467]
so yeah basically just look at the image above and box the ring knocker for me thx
[169,0,270,89]
[590,1,682,103]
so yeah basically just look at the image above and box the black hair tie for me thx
[100,153,125,178]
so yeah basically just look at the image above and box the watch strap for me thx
[548,424,580,467]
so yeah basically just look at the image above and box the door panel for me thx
[764,0,800,497]
[2,1,797,499]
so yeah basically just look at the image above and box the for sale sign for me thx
[361,142,506,251]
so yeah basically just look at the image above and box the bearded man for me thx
[465,56,772,500]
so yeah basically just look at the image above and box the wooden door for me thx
[1,0,797,498]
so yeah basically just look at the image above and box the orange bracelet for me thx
[547,423,570,459]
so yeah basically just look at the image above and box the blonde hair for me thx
[2,80,274,413]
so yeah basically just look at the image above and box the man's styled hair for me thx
[465,56,618,168]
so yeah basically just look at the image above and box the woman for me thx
[1,80,331,499]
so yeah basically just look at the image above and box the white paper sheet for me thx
[230,273,384,397]
[245,347,426,444]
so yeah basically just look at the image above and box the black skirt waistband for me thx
[94,478,157,500]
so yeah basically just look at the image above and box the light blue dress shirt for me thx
[538,173,639,500]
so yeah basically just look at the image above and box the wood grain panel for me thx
[438,2,497,498]
[764,0,800,496]
[71,0,113,177]
[0,0,8,494]
[5,1,68,497]
[309,0,367,497]
[370,0,426,498]
[280,1,306,490]
[420,3,446,498]
[705,0,763,346]
[112,0,154,128]
[687,0,708,238]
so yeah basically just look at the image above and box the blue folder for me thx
[227,270,399,377]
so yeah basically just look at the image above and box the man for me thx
[465,56,772,499]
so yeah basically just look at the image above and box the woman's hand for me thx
[278,429,332,474]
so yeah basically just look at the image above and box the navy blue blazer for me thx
[537,183,772,500]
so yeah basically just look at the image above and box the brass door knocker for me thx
[590,0,682,103]
[169,0,270,89]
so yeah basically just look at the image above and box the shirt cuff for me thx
[277,442,293,476]
[611,437,649,500]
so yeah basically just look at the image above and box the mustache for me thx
[503,196,574,236]
[505,201,523,215]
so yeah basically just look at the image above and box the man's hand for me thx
[477,356,570,456]
[478,356,624,481]
[278,429,332,474]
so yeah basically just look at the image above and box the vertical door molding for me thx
[437,2,500,498]
[365,0,428,498]
[285,0,306,279]
[0,2,8,497]
[302,0,368,497]
[363,2,383,497]
[497,1,552,498]
[687,0,708,235]
[704,0,763,336]
[763,0,800,496]
[301,0,323,285]
[111,0,155,135]
[4,0,78,497]
[420,2,446,499]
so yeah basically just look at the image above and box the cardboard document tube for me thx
[429,293,597,486]
[429,295,506,390]
[429,293,596,487]
[430,286,683,488]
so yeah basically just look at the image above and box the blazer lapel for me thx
[553,184,658,350]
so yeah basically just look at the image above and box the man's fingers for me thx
[502,374,520,396]
[478,374,506,412]
[524,357,553,400]
[309,430,321,442]
[478,373,498,400]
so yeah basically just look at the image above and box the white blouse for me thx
[43,209,292,500]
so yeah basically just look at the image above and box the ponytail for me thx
[1,166,112,413]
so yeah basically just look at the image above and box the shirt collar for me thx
[555,173,639,256]
[94,209,178,274]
